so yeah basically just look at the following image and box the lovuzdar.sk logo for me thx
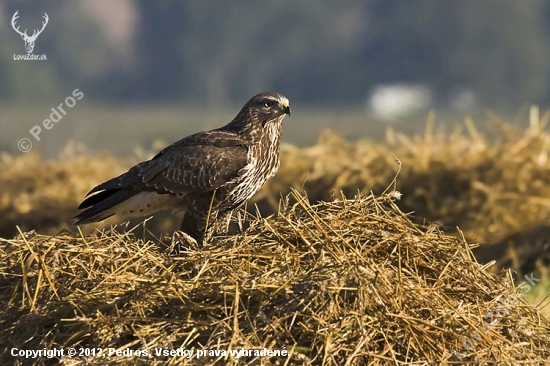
[12,10,48,61]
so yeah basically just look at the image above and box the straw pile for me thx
[257,115,550,273]
[2,115,550,274]
[262,115,550,246]
[2,190,549,365]
[0,151,127,239]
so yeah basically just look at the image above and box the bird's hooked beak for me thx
[281,100,291,116]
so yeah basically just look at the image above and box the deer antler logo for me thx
[11,11,49,54]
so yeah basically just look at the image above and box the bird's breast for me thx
[228,139,281,204]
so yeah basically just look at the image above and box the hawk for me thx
[72,92,291,244]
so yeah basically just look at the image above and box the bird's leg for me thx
[211,209,233,236]
[179,208,218,246]
[179,214,203,246]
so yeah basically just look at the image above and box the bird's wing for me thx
[87,131,249,196]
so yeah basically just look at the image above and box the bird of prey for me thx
[72,92,290,245]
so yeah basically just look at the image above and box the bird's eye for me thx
[264,100,274,108]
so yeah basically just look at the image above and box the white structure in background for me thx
[448,87,478,113]
[368,83,432,120]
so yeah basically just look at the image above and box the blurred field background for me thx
[2,1,550,364]
[2,1,549,154]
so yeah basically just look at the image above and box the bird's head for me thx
[248,92,291,120]
[233,92,291,128]
[243,92,290,126]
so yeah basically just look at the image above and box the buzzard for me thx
[72,92,291,244]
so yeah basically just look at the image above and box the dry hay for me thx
[1,190,549,365]
[0,145,182,240]
[0,151,125,239]
[259,116,550,271]
[2,115,550,284]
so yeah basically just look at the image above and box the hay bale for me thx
[1,190,548,365]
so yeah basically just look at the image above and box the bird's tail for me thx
[71,189,139,225]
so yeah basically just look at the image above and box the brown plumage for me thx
[72,92,291,244]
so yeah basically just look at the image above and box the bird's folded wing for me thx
[88,131,249,196]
